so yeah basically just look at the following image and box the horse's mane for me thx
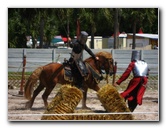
[95,51,112,59]
[84,51,112,62]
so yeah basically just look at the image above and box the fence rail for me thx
[8,48,159,90]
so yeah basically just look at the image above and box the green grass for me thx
[8,72,158,91]
[8,72,32,80]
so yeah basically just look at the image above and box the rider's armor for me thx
[133,60,149,77]
[70,42,88,77]
[71,46,83,60]
[78,31,88,44]
[68,31,96,89]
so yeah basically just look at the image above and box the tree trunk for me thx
[39,18,44,48]
[76,18,80,39]
[90,22,95,49]
[114,8,119,49]
[132,21,136,49]
[91,31,94,49]
[67,17,70,48]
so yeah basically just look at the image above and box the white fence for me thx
[8,48,158,88]
[8,48,158,75]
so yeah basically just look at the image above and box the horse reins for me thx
[95,58,117,84]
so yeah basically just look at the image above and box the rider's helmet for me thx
[78,31,88,45]
[131,50,141,61]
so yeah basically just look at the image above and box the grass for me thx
[8,72,158,91]
[8,72,32,80]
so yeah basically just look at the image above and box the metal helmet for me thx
[78,31,88,44]
[131,50,141,61]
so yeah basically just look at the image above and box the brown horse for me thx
[24,51,115,109]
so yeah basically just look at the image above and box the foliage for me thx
[8,8,158,48]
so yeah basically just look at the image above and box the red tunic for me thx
[116,61,148,105]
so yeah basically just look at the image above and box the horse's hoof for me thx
[44,102,48,108]
[44,105,48,109]
[82,106,91,110]
[25,101,32,109]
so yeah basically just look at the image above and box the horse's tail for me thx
[24,66,43,100]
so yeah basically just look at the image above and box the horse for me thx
[24,51,116,109]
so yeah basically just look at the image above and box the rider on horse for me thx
[68,31,99,91]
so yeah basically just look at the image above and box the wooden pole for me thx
[76,18,80,39]
[52,49,55,62]
[112,61,117,85]
[19,49,26,95]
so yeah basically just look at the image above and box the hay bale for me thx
[41,84,133,120]
[70,109,116,120]
[41,85,83,120]
[78,114,115,120]
[97,84,133,120]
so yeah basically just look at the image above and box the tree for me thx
[8,8,158,48]
[8,8,27,48]
[121,8,157,49]
[113,8,119,49]
[79,8,113,48]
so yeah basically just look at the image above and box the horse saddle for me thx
[75,59,89,77]
[63,58,89,82]
[63,59,102,83]
[63,62,74,82]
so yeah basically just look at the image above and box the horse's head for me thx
[95,51,115,76]
[84,51,117,83]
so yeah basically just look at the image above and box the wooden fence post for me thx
[52,49,55,62]
[112,61,117,85]
[111,49,114,60]
[140,50,144,60]
[19,49,26,95]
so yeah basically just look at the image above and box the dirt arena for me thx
[8,84,159,121]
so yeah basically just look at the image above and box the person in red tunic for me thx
[114,50,150,112]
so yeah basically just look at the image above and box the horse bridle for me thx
[95,57,117,84]
[96,58,115,75]
[108,58,116,75]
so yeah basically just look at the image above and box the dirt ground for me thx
[8,85,159,121]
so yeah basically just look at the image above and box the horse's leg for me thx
[93,85,100,92]
[42,84,55,108]
[82,89,87,109]
[25,83,45,109]
[81,84,100,109]
[81,87,90,109]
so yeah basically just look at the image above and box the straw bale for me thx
[41,84,133,120]
[41,85,83,120]
[97,84,133,120]
[71,114,115,120]
[71,109,115,120]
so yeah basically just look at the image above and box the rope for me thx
[8,112,158,116]
[8,92,23,97]
[17,61,23,72]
